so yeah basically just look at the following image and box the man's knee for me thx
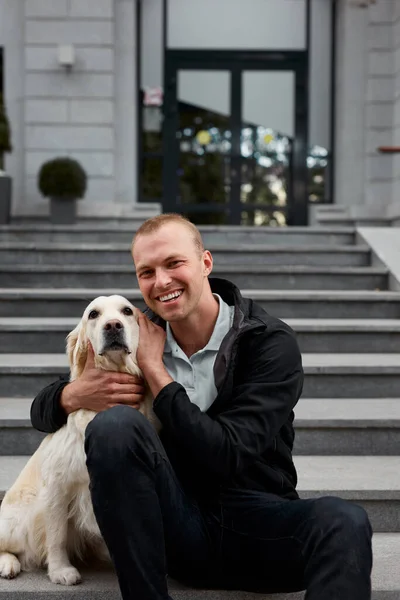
[312,496,372,542]
[85,405,156,466]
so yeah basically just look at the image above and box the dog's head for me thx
[66,295,142,381]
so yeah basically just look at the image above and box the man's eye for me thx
[139,270,152,277]
[169,261,182,267]
[122,307,133,316]
[88,310,99,319]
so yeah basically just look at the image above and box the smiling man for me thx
[133,218,219,360]
[30,214,373,600]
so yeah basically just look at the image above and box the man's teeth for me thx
[159,291,182,302]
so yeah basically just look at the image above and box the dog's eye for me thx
[122,307,133,316]
[88,310,99,320]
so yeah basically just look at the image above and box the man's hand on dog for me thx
[61,342,147,414]
[136,312,166,375]
[136,312,173,398]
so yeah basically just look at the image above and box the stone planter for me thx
[50,197,77,224]
[0,175,12,224]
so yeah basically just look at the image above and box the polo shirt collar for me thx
[164,293,228,354]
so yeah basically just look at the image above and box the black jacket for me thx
[30,278,304,502]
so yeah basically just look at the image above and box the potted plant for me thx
[38,157,87,224]
[0,93,13,224]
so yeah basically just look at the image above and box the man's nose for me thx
[104,319,124,332]
[154,269,172,289]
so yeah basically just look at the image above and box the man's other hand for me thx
[61,342,146,414]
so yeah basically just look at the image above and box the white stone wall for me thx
[24,0,116,207]
[2,0,138,215]
[0,0,25,212]
[364,0,395,210]
[334,0,369,209]
[393,0,400,207]
[335,0,399,218]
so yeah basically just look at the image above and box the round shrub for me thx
[38,157,87,199]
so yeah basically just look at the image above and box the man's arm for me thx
[30,377,71,433]
[31,341,149,433]
[152,325,303,481]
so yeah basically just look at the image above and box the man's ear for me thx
[203,250,213,277]
[66,321,88,381]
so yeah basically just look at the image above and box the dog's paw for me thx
[0,552,21,579]
[48,566,82,586]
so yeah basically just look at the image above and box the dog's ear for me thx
[66,320,88,381]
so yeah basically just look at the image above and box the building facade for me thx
[0,0,398,226]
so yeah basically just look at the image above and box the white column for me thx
[334,0,369,208]
[23,0,116,211]
[364,0,396,211]
[114,0,138,204]
[391,2,400,212]
[0,0,24,213]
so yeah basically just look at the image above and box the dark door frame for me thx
[162,49,309,226]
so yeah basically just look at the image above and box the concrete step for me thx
[1,397,400,457]
[301,353,400,398]
[1,318,400,354]
[0,398,46,455]
[0,242,370,267]
[1,289,400,319]
[0,532,398,600]
[0,224,357,246]
[289,318,400,353]
[1,353,400,398]
[1,455,400,533]
[293,398,400,455]
[296,455,400,532]
[10,214,160,227]
[0,265,388,291]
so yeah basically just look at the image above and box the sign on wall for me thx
[144,87,163,107]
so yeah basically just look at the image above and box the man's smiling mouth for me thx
[157,290,183,303]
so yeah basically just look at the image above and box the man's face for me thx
[132,223,212,322]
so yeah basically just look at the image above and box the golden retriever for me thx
[0,295,159,585]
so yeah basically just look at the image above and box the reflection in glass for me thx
[178,153,230,207]
[241,159,289,207]
[139,80,333,221]
[142,157,163,200]
[142,106,163,153]
[178,103,232,155]
[308,145,329,203]
[140,87,163,201]
[180,209,229,226]
[175,70,231,223]
[241,127,291,157]
[240,126,291,216]
[241,210,286,227]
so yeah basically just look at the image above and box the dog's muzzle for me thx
[99,320,130,354]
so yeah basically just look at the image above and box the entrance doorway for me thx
[162,50,308,226]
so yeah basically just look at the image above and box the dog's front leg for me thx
[42,490,81,586]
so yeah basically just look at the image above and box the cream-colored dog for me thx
[0,295,159,585]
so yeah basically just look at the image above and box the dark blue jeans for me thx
[85,406,373,600]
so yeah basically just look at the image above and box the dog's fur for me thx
[0,295,159,585]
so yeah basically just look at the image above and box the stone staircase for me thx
[0,223,400,598]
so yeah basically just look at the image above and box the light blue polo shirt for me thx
[163,294,234,412]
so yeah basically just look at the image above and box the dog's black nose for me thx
[104,319,124,332]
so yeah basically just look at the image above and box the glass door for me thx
[163,52,308,225]
[176,70,232,224]
[240,71,294,227]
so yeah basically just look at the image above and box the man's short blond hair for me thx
[131,213,205,258]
